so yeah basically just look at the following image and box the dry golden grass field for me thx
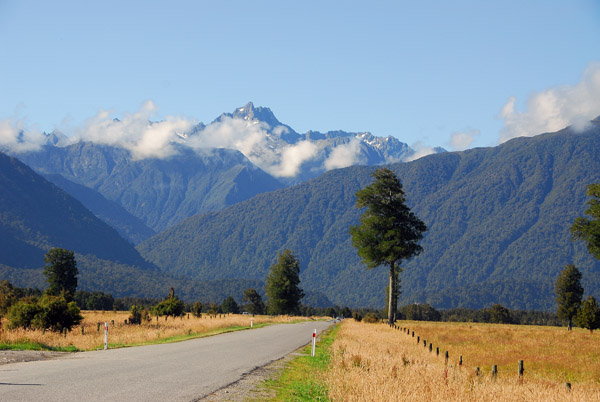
[0,311,313,351]
[324,320,600,402]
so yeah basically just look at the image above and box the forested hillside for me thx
[0,152,268,303]
[139,122,600,310]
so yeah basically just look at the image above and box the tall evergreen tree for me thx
[43,248,78,299]
[265,249,304,315]
[576,296,600,333]
[555,264,584,330]
[571,183,600,260]
[242,288,265,315]
[350,168,427,325]
[221,296,240,314]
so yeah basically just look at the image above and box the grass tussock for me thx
[0,311,314,351]
[325,320,600,402]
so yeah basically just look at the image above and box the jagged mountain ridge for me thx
[206,102,419,183]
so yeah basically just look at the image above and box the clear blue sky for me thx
[1,0,599,150]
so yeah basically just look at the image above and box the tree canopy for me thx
[555,264,584,330]
[43,248,78,298]
[221,296,240,314]
[576,296,600,333]
[572,183,600,260]
[266,249,304,315]
[350,168,427,324]
[242,288,265,315]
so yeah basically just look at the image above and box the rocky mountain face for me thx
[205,102,419,183]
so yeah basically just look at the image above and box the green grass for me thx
[254,323,340,402]
[0,341,79,352]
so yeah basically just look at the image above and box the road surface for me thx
[0,320,332,402]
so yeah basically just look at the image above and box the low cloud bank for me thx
[499,63,600,143]
[0,102,360,178]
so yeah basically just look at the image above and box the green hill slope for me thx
[138,122,600,310]
[0,152,263,303]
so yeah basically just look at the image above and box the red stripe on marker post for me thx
[311,329,317,357]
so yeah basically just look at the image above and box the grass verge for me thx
[254,322,339,402]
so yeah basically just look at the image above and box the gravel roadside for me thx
[0,350,70,365]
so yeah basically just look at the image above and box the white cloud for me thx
[70,101,196,159]
[499,62,600,143]
[274,141,319,177]
[324,138,364,170]
[403,142,436,162]
[1,101,361,178]
[449,128,480,151]
[0,118,46,153]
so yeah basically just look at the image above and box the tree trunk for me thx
[388,262,395,325]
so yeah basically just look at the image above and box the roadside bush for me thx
[352,312,363,322]
[129,305,143,324]
[153,297,185,318]
[6,298,41,329]
[7,294,82,331]
[363,312,379,323]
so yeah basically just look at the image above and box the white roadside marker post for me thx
[311,329,316,357]
[104,322,108,350]
[251,317,253,328]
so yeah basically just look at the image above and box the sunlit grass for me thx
[400,320,600,384]
[324,320,600,401]
[0,311,316,351]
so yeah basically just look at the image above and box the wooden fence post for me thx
[492,365,498,379]
[475,367,480,376]
[459,355,463,366]
[518,360,524,377]
[445,351,449,364]
[429,343,432,352]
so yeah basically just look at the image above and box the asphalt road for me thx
[0,320,333,402]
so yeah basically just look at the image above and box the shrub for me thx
[363,312,379,323]
[129,305,143,325]
[7,294,82,331]
[192,301,203,317]
[7,298,41,330]
[353,312,363,322]
[153,297,185,318]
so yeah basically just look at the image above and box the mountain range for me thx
[137,120,600,310]
[14,103,420,240]
[2,103,600,311]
